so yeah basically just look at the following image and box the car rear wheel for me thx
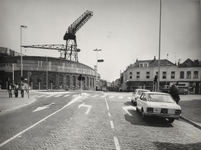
[168,118,175,123]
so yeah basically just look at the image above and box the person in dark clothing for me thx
[169,85,180,104]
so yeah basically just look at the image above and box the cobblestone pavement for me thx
[0,92,201,150]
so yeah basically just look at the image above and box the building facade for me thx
[0,47,97,90]
[121,57,201,94]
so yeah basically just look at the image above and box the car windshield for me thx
[148,94,175,103]
[137,90,149,95]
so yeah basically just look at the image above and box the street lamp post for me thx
[93,48,101,90]
[20,25,27,80]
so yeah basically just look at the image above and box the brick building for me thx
[0,47,97,90]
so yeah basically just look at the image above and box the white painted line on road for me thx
[105,98,109,110]
[110,120,114,129]
[114,136,121,150]
[108,112,111,117]
[118,96,123,99]
[109,96,114,98]
[45,95,53,97]
[0,95,81,148]
[78,103,92,114]
[91,94,98,97]
[127,97,131,100]
[54,94,62,97]
[36,95,45,98]
[63,94,69,97]
[122,105,136,116]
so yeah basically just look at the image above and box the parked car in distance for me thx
[178,88,188,95]
[131,89,150,105]
[136,92,182,123]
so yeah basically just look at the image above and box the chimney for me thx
[154,56,156,60]
[178,59,181,66]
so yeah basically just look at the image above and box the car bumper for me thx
[145,112,180,118]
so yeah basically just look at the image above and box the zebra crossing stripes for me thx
[36,95,46,98]
[91,94,98,97]
[118,96,123,99]
[54,94,62,97]
[63,94,69,97]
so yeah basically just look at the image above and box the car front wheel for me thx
[141,109,147,120]
[168,118,175,123]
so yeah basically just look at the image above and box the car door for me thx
[137,93,146,111]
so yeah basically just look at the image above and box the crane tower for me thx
[23,10,93,62]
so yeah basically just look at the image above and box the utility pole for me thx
[20,25,27,79]
[93,49,101,90]
[157,0,162,92]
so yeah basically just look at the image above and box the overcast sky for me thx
[0,0,200,82]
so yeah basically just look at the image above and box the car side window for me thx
[140,93,147,101]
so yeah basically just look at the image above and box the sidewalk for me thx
[179,94,201,129]
[0,90,36,114]
[0,90,201,129]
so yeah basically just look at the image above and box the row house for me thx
[121,57,201,94]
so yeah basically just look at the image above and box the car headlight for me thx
[147,107,153,113]
[175,110,181,115]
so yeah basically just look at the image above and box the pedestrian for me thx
[7,83,12,98]
[14,83,19,97]
[21,83,25,98]
[169,84,180,104]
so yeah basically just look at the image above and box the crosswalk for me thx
[32,94,131,100]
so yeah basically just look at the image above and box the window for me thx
[180,71,184,79]
[136,72,140,79]
[194,71,198,79]
[187,71,191,79]
[146,72,150,79]
[139,64,143,67]
[162,72,166,79]
[144,63,147,67]
[171,71,175,79]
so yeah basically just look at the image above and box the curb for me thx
[180,116,201,130]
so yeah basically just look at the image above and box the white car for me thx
[136,92,182,123]
[131,89,150,105]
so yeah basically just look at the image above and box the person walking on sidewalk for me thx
[169,84,180,104]
[14,83,19,98]
[21,83,25,98]
[7,83,13,98]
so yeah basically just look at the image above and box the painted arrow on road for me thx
[78,103,92,114]
[122,105,136,116]
[33,102,55,112]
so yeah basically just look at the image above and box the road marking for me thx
[114,136,121,150]
[78,103,92,114]
[109,96,114,98]
[54,94,62,97]
[33,102,55,112]
[91,94,98,97]
[127,97,131,99]
[36,95,45,98]
[0,95,81,148]
[108,112,111,117]
[45,95,53,97]
[63,94,69,97]
[110,120,114,129]
[105,98,109,110]
[122,105,136,116]
[118,96,123,99]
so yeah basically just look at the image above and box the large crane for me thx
[23,10,93,62]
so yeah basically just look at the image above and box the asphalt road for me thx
[0,91,201,150]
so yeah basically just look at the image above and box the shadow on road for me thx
[124,109,174,128]
[153,141,201,150]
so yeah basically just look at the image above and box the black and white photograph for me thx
[0,0,201,149]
